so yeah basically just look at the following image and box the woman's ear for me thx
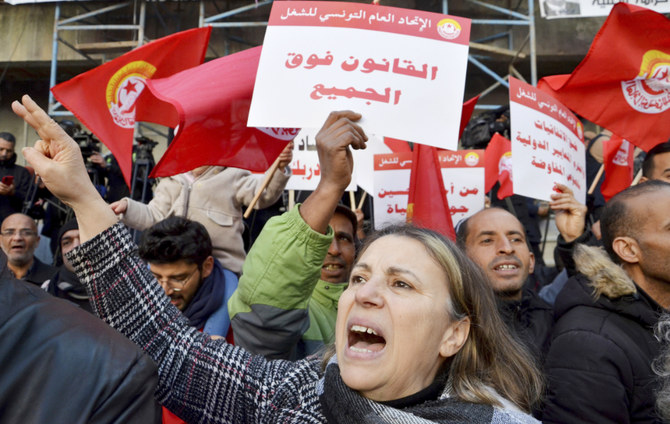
[439,317,471,358]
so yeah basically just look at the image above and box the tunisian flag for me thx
[601,134,635,201]
[51,27,211,187]
[538,4,670,152]
[146,46,297,178]
[406,144,455,240]
[484,133,513,200]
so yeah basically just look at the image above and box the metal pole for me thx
[57,2,130,25]
[529,0,537,85]
[48,4,61,116]
[138,0,146,46]
[204,0,273,23]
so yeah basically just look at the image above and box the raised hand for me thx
[300,111,368,234]
[550,183,587,243]
[315,110,367,193]
[12,95,116,242]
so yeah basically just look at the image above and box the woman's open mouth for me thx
[347,324,386,354]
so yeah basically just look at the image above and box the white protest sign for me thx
[288,127,381,192]
[373,152,412,229]
[287,148,357,191]
[438,150,486,225]
[352,134,392,195]
[372,150,485,230]
[509,77,586,203]
[248,1,471,151]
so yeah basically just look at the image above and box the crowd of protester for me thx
[2,93,670,424]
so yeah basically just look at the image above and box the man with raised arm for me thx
[229,139,360,359]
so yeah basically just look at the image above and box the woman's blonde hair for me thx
[334,224,544,412]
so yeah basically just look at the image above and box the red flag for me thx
[538,4,670,152]
[484,133,513,200]
[51,27,211,187]
[406,144,455,240]
[383,95,479,154]
[383,137,412,153]
[146,46,297,178]
[459,95,480,139]
[601,134,635,201]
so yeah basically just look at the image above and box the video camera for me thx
[58,120,102,168]
[134,136,158,162]
[461,106,511,150]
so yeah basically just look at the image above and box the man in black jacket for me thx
[0,132,32,221]
[542,180,670,424]
[456,184,586,361]
[0,277,161,422]
[456,207,553,361]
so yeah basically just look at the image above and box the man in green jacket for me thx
[228,111,361,360]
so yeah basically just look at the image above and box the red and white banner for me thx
[51,27,211,186]
[373,150,484,229]
[248,1,471,151]
[509,78,586,203]
[601,134,635,201]
[484,133,514,200]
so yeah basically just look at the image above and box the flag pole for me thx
[357,191,367,210]
[349,191,356,210]
[631,168,643,186]
[588,165,604,195]
[288,189,295,211]
[243,158,281,219]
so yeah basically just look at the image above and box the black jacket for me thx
[23,256,57,286]
[46,266,93,313]
[498,287,553,362]
[0,155,32,221]
[0,278,161,423]
[542,245,663,424]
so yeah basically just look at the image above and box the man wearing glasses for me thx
[0,213,55,285]
[138,216,238,343]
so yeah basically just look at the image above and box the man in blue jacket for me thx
[138,216,238,342]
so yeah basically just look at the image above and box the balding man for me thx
[542,180,670,424]
[0,213,55,285]
[456,207,553,360]
[456,184,586,360]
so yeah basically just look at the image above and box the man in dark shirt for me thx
[0,213,55,285]
[0,132,32,221]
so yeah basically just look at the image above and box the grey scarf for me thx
[317,356,538,424]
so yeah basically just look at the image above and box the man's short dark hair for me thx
[642,140,670,178]
[0,132,16,145]
[455,215,471,248]
[334,205,357,239]
[600,180,670,264]
[138,216,212,267]
[455,207,531,250]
